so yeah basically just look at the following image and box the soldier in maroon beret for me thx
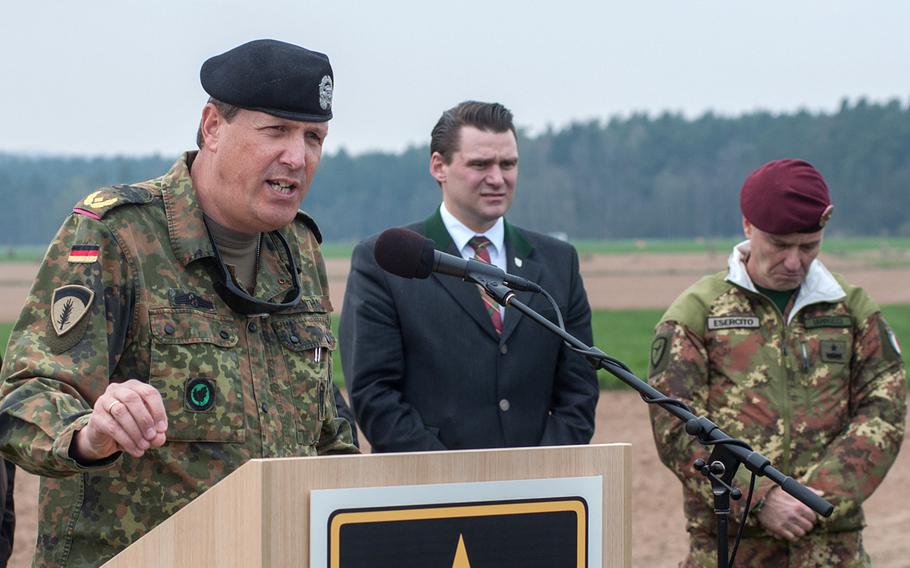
[649,159,906,566]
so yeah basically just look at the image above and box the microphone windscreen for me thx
[374,228,435,279]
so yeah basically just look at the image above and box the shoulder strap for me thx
[72,185,154,219]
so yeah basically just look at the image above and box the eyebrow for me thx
[467,157,518,166]
[770,237,820,247]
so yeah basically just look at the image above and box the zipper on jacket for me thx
[780,326,792,473]
[757,292,793,474]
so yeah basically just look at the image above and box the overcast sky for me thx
[1,1,908,157]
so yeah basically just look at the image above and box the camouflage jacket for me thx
[648,241,906,538]
[0,153,356,567]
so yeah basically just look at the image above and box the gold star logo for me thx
[451,533,472,567]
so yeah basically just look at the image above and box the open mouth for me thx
[267,180,297,195]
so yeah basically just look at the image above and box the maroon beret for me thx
[740,159,833,234]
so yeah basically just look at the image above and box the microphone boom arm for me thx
[479,280,833,519]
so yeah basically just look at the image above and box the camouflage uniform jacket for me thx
[0,153,357,567]
[648,240,906,540]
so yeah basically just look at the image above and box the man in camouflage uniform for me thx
[648,159,906,567]
[0,39,357,567]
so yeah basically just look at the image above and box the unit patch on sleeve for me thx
[706,316,760,331]
[649,329,672,376]
[51,285,95,336]
[68,245,100,263]
[880,320,902,361]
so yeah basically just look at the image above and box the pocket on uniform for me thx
[149,308,245,443]
[271,312,336,445]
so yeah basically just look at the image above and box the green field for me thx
[7,237,910,262]
[326,236,910,260]
[0,246,47,262]
[4,306,908,388]
[572,236,910,256]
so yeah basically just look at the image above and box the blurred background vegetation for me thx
[3,98,910,248]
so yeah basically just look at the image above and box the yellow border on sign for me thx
[328,498,587,567]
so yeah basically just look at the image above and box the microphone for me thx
[374,228,542,292]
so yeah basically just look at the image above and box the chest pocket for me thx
[271,312,336,445]
[149,309,245,442]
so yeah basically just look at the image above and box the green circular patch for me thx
[185,378,215,412]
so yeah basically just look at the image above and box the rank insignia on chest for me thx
[51,285,95,336]
[820,340,847,363]
[68,244,100,263]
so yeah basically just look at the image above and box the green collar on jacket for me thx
[422,207,534,258]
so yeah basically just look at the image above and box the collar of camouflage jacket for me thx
[157,152,219,267]
[726,240,846,325]
[153,153,304,307]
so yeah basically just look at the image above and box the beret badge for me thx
[818,205,834,228]
[319,75,333,111]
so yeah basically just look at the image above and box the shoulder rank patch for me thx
[707,316,760,331]
[51,285,94,336]
[73,185,152,219]
[68,244,100,263]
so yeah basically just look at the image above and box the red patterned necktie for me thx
[468,236,504,334]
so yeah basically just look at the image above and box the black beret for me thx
[741,159,833,234]
[201,39,333,122]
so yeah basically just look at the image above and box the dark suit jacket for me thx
[340,210,599,452]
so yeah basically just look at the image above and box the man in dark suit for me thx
[340,101,599,452]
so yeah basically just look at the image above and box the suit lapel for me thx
[500,223,538,342]
[423,212,500,341]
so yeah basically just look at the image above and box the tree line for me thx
[2,97,909,246]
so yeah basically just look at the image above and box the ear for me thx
[199,103,224,151]
[429,152,448,185]
[742,217,753,240]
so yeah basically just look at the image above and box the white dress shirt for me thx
[439,203,507,317]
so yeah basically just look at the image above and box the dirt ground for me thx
[2,251,910,566]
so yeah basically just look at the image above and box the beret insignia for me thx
[818,205,834,228]
[319,75,333,111]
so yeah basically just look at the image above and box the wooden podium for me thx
[103,443,630,567]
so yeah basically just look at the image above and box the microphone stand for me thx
[476,277,833,568]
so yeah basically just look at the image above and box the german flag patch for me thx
[68,245,100,263]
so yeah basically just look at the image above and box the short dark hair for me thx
[195,97,243,149]
[430,101,515,163]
